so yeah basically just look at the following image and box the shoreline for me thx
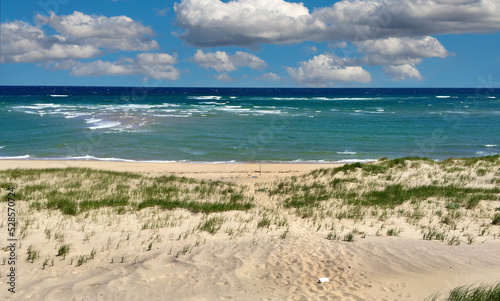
[0,159,345,183]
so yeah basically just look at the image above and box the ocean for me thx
[0,86,499,163]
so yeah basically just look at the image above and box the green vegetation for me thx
[493,213,500,225]
[0,168,254,215]
[428,282,500,301]
[198,216,225,234]
[57,244,70,258]
[386,228,402,236]
[447,282,500,301]
[26,245,40,263]
[267,156,500,219]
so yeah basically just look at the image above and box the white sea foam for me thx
[337,159,378,163]
[216,107,251,113]
[0,146,5,149]
[63,112,90,119]
[88,121,121,130]
[252,110,283,115]
[62,155,135,162]
[485,144,498,147]
[488,96,496,99]
[444,111,469,114]
[436,96,451,98]
[199,102,225,105]
[272,97,308,100]
[85,118,102,124]
[50,94,68,97]
[0,155,30,159]
[337,151,357,155]
[314,97,380,101]
[476,151,497,156]
[15,103,61,110]
[188,96,222,100]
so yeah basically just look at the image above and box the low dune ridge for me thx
[1,157,500,300]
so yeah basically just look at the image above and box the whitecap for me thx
[476,151,498,156]
[317,97,380,101]
[188,96,222,100]
[88,121,121,130]
[0,146,5,149]
[63,112,91,119]
[252,110,283,115]
[436,96,451,99]
[337,151,357,155]
[272,97,309,100]
[485,144,498,147]
[337,159,378,163]
[199,102,225,105]
[64,155,136,162]
[50,94,68,97]
[444,111,469,114]
[85,118,102,124]
[0,155,30,159]
[217,107,251,112]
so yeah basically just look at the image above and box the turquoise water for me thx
[0,87,499,162]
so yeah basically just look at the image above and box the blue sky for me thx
[1,0,500,87]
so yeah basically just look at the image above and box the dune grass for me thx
[0,168,254,215]
[427,282,500,301]
[267,156,500,219]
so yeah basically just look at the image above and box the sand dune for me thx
[1,159,499,300]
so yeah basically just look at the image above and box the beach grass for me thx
[267,156,500,221]
[427,282,500,301]
[0,168,254,215]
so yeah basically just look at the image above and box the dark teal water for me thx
[1,87,499,162]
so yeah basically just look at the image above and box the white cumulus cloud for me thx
[286,54,371,86]
[383,64,422,81]
[355,36,448,65]
[174,0,325,47]
[175,0,500,47]
[51,53,180,80]
[1,11,158,64]
[0,20,103,63]
[37,11,158,51]
[174,0,498,82]
[190,50,266,73]
[259,72,281,81]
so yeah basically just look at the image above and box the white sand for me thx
[1,160,499,300]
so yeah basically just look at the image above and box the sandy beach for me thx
[1,159,499,300]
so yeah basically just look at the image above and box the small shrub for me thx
[446,203,460,210]
[76,255,87,267]
[26,245,39,263]
[448,235,461,246]
[57,244,70,258]
[257,215,271,228]
[326,232,339,241]
[343,232,355,242]
[387,228,402,236]
[199,216,224,234]
[493,213,500,225]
